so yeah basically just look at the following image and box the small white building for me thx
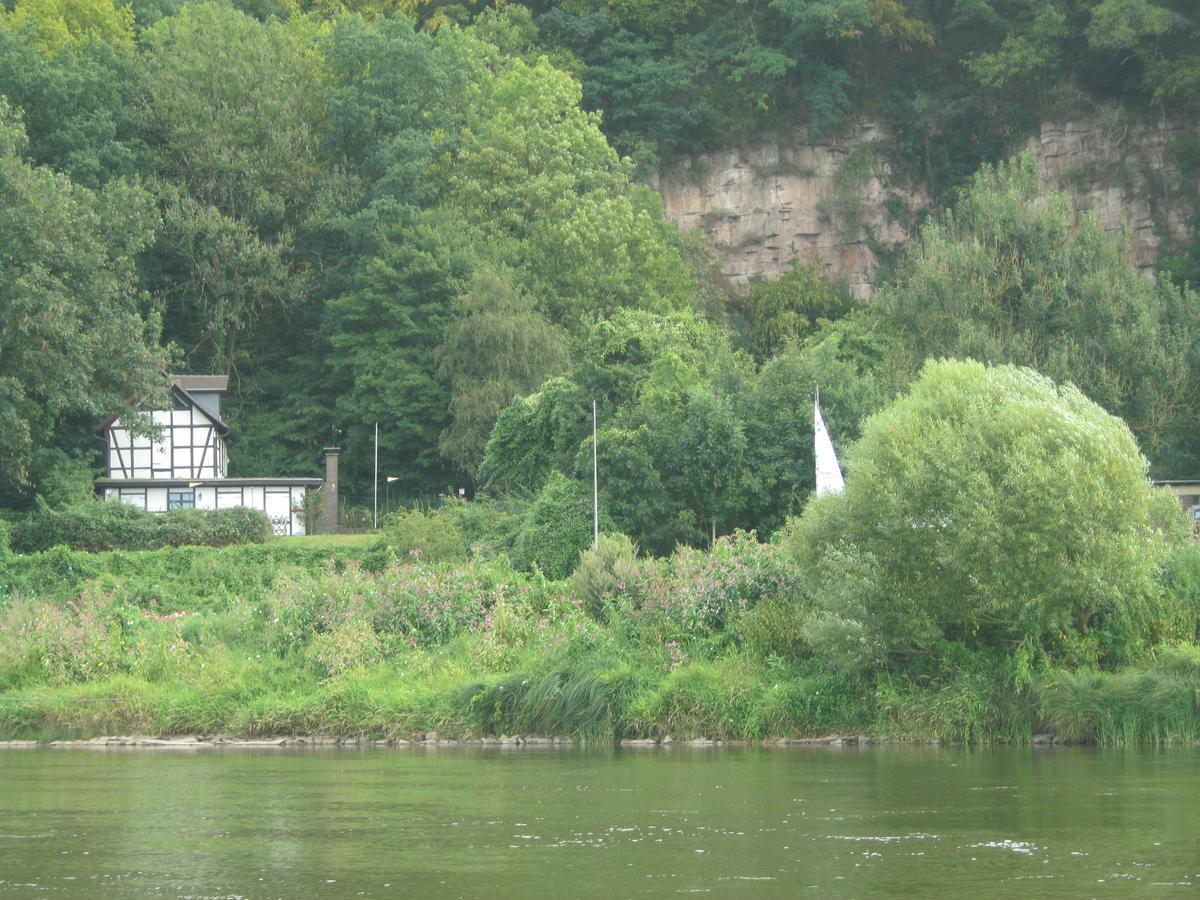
[95,375,322,535]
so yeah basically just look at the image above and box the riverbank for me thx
[2,538,1199,747]
[0,733,881,749]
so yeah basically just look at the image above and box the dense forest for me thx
[2,0,1199,548]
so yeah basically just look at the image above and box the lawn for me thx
[283,532,376,548]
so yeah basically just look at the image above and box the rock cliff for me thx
[654,111,1196,294]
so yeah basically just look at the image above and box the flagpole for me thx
[373,421,379,530]
[592,399,599,547]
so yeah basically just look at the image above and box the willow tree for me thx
[788,360,1192,673]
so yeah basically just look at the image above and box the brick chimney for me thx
[320,447,340,534]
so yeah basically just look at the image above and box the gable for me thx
[98,384,230,437]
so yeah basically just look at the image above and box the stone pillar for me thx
[320,447,340,534]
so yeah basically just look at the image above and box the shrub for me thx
[374,505,470,564]
[737,595,808,662]
[786,360,1192,669]
[308,619,383,677]
[10,499,273,553]
[369,560,512,647]
[0,593,124,688]
[572,532,643,621]
[636,532,802,636]
[34,453,97,509]
[512,472,602,579]
[1157,543,1200,642]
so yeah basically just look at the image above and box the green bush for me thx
[512,472,602,579]
[786,360,1193,670]
[1158,543,1200,642]
[636,532,802,636]
[10,500,273,553]
[0,593,125,689]
[572,532,643,621]
[374,505,470,564]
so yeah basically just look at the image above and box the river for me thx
[0,746,1197,897]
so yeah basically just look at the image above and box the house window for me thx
[167,489,196,510]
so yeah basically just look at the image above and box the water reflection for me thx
[0,746,1197,896]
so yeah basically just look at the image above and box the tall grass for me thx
[1038,646,1200,745]
[2,538,1198,744]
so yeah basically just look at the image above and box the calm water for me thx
[0,746,1197,897]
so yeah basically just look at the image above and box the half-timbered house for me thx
[95,375,322,535]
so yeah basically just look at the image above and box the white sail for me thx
[814,392,844,496]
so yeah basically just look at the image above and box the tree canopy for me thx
[786,359,1193,672]
[0,0,1197,529]
[0,101,167,505]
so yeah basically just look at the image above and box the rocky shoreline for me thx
[0,733,911,749]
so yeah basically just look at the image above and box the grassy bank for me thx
[2,537,1197,745]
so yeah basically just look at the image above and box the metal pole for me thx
[592,399,599,547]
[373,421,379,530]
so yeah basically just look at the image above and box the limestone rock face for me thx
[654,120,925,297]
[654,111,1196,293]
[1028,115,1196,275]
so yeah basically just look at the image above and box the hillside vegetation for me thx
[2,1,1200,743]
[1,0,1198,511]
[3,362,1199,744]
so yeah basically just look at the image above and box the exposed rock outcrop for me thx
[654,111,1197,294]
[1029,113,1196,274]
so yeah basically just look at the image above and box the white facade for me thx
[102,481,311,536]
[105,404,228,482]
[96,376,321,536]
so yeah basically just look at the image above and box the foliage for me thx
[0,26,142,186]
[1,0,135,55]
[11,499,273,553]
[437,267,569,475]
[373,505,471,565]
[0,100,167,505]
[746,262,854,361]
[528,0,1199,192]
[1037,650,1200,745]
[876,152,1200,477]
[571,532,643,621]
[0,592,124,689]
[296,14,693,499]
[785,360,1192,671]
[138,2,321,375]
[1,533,1198,742]
[511,472,604,580]
[480,307,874,550]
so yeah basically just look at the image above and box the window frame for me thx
[167,488,196,511]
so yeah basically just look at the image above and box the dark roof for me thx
[170,374,229,393]
[172,384,231,435]
[97,477,323,488]
[95,383,231,436]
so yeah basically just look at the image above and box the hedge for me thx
[10,501,273,553]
